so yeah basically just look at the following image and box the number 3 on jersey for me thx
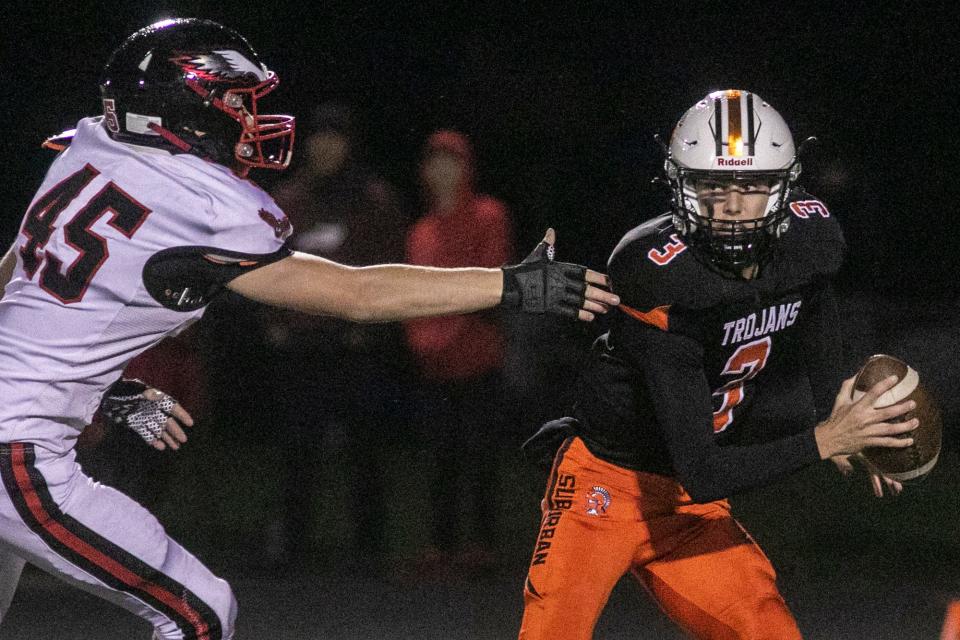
[18,164,151,304]
[647,234,687,266]
[712,337,771,432]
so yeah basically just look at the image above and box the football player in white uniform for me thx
[0,18,618,639]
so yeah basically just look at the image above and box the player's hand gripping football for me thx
[100,379,194,451]
[831,453,903,498]
[501,229,619,322]
[814,374,917,496]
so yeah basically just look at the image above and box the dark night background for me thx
[2,2,960,638]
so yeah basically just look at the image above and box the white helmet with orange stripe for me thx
[664,90,801,273]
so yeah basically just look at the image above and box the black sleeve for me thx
[799,281,844,422]
[619,319,822,503]
[143,245,291,311]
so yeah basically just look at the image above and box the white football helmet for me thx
[664,90,801,271]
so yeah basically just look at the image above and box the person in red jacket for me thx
[405,130,514,567]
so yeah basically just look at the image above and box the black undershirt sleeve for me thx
[799,281,844,422]
[618,320,822,503]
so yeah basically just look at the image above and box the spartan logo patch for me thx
[170,50,268,83]
[585,486,611,516]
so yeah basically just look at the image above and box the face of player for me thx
[694,178,772,222]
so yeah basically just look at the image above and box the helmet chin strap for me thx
[146,122,194,153]
[146,122,247,176]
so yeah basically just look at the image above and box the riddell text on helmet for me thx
[716,157,754,166]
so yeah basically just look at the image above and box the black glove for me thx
[100,378,177,445]
[521,417,579,471]
[501,234,587,319]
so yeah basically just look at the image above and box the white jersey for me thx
[0,117,290,453]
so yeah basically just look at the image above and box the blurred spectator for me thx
[404,130,514,569]
[263,101,410,568]
[273,101,407,266]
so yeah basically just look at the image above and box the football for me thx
[851,354,942,481]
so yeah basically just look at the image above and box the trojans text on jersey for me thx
[720,300,801,347]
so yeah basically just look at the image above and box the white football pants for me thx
[0,442,235,639]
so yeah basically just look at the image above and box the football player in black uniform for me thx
[518,90,918,640]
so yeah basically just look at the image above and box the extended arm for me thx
[229,252,504,322]
[227,230,617,323]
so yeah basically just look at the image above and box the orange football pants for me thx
[519,437,802,640]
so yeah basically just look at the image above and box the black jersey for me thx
[573,190,845,502]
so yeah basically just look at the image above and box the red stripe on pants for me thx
[10,443,211,639]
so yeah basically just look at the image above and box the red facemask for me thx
[184,72,296,175]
